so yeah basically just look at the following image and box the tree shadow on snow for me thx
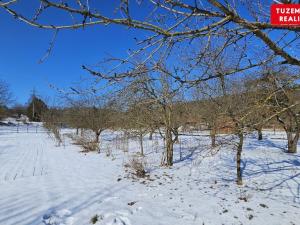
[25,184,128,225]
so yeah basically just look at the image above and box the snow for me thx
[0,126,299,225]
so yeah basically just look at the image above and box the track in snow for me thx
[0,131,134,225]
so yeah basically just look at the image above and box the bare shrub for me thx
[82,141,99,152]
[72,135,99,152]
[44,123,62,146]
[64,133,75,139]
[125,156,147,178]
[52,126,62,146]
[42,109,63,146]
[104,144,112,157]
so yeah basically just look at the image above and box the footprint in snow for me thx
[42,209,74,225]
[102,210,132,225]
[101,196,120,203]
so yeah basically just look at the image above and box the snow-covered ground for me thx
[0,126,299,225]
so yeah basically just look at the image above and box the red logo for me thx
[271,4,300,26]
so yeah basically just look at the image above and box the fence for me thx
[0,124,47,134]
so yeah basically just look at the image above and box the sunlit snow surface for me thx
[0,125,299,225]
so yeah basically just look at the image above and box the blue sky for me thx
[1,1,297,105]
[0,3,143,105]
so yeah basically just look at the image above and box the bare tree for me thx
[193,89,222,148]
[64,108,80,135]
[125,103,151,156]
[118,64,183,166]
[197,72,270,185]
[83,105,112,143]
[65,93,114,146]
[257,70,300,153]
[63,103,87,136]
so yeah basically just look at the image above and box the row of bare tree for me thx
[42,66,299,185]
[1,0,299,185]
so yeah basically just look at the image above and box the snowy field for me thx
[0,125,299,225]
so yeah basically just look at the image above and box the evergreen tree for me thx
[27,95,48,122]
[0,80,11,120]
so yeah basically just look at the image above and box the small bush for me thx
[90,214,103,224]
[44,123,62,146]
[72,136,99,152]
[82,141,99,152]
[104,145,112,157]
[126,156,147,178]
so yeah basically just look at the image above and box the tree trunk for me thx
[257,128,263,141]
[173,127,179,144]
[95,130,102,153]
[95,130,101,143]
[210,128,216,147]
[76,127,79,135]
[236,132,244,185]
[149,130,154,140]
[165,128,174,166]
[139,133,144,156]
[286,131,299,153]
